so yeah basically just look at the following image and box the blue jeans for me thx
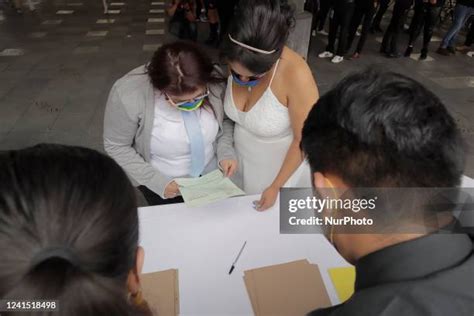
[441,4,474,48]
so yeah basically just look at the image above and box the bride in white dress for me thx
[221,0,319,211]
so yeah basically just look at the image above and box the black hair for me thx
[147,41,223,96]
[0,144,150,316]
[301,68,464,187]
[221,0,295,74]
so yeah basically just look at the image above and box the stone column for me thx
[287,0,313,60]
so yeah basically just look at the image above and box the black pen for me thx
[229,241,247,275]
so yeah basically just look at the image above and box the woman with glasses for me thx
[104,41,237,206]
[221,0,319,211]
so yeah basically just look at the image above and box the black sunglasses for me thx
[230,69,267,82]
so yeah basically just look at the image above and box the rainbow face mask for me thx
[166,89,209,111]
[176,98,205,111]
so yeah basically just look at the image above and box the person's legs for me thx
[318,0,332,31]
[205,0,219,45]
[355,2,376,53]
[381,2,402,53]
[447,7,474,48]
[196,0,202,18]
[326,8,340,53]
[388,0,411,55]
[422,6,441,53]
[311,0,321,32]
[336,2,355,56]
[440,4,470,49]
[381,16,395,53]
[347,2,365,52]
[407,1,424,46]
[372,0,390,31]
[216,0,238,41]
[138,186,184,206]
[465,20,474,46]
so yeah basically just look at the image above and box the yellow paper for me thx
[328,266,356,303]
[175,170,245,207]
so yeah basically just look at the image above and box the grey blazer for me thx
[103,65,236,198]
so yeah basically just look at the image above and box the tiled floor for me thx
[0,0,171,155]
[0,0,473,183]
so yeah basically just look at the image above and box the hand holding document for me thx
[175,170,245,208]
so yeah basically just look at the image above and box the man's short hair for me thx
[301,69,464,187]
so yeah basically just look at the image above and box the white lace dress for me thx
[223,60,311,194]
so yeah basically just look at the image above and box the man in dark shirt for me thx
[301,69,474,316]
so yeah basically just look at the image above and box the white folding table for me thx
[138,194,349,316]
[139,176,474,315]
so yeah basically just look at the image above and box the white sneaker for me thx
[356,31,361,37]
[331,55,344,63]
[467,51,474,57]
[317,30,329,36]
[318,51,334,58]
[312,30,316,37]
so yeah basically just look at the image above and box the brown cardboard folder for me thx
[141,269,179,316]
[244,260,331,316]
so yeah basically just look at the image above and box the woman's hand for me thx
[164,181,180,199]
[254,185,279,211]
[219,159,238,177]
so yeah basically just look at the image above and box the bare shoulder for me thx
[279,47,317,87]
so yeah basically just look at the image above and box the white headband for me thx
[228,34,276,55]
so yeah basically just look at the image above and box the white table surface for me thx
[139,194,349,316]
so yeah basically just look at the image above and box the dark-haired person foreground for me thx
[0,144,152,316]
[104,41,237,206]
[221,0,318,211]
[302,69,474,315]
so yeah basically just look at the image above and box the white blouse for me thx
[150,92,219,179]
